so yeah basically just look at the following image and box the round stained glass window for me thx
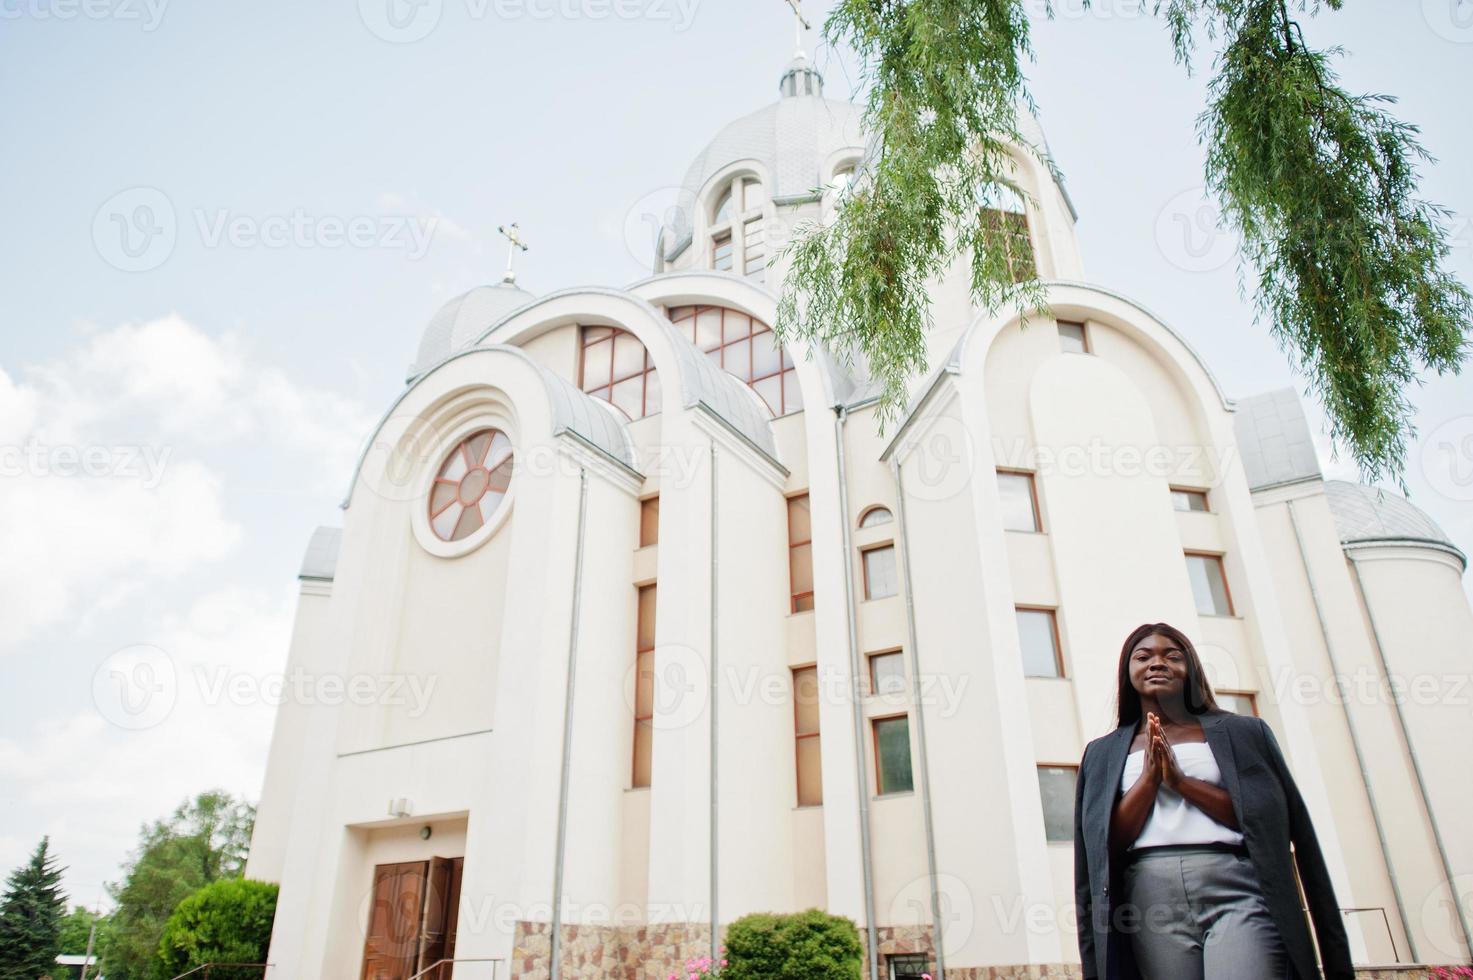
[428,428,515,542]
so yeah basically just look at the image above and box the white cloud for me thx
[0,314,373,652]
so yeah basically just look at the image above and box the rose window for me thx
[428,428,515,542]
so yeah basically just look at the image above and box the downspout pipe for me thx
[834,405,881,980]
[549,468,591,980]
[890,456,947,979]
[710,442,721,962]
[1287,499,1415,963]
[1347,552,1473,961]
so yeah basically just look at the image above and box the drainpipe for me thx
[890,456,946,980]
[1286,499,1414,962]
[710,442,721,962]
[549,468,591,980]
[1347,552,1473,961]
[834,405,881,980]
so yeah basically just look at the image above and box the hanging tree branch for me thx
[776,0,1470,485]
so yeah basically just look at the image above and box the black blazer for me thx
[1072,710,1354,980]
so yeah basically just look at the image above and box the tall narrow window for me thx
[743,217,766,282]
[712,231,733,272]
[788,494,814,612]
[868,650,906,696]
[579,326,661,420]
[632,584,657,788]
[997,470,1041,532]
[1036,765,1078,842]
[1016,606,1063,678]
[639,496,659,548]
[873,715,914,795]
[862,544,897,600]
[792,665,823,806]
[667,305,801,416]
[1186,552,1234,616]
[980,182,1035,283]
[709,176,765,277]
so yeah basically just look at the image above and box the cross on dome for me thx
[497,222,529,285]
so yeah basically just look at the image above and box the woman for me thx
[1072,623,1354,980]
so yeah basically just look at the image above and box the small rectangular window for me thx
[712,231,733,272]
[639,496,659,548]
[997,470,1041,532]
[868,651,906,697]
[1036,765,1078,842]
[1058,320,1089,354]
[1171,488,1209,513]
[1186,552,1234,616]
[1016,607,1063,678]
[873,716,914,795]
[788,494,814,612]
[888,955,932,980]
[1217,691,1258,716]
[793,666,823,806]
[862,544,897,601]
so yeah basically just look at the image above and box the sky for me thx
[1,0,1469,910]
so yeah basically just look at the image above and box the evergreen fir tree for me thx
[0,837,67,980]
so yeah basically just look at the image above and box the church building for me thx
[244,48,1473,980]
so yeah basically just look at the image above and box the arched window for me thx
[428,428,514,542]
[829,163,857,198]
[666,305,802,417]
[979,182,1035,283]
[859,505,893,528]
[708,176,767,284]
[579,325,661,420]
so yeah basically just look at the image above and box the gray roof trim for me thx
[878,360,963,464]
[299,526,343,581]
[341,344,640,509]
[691,400,790,476]
[1323,479,1466,569]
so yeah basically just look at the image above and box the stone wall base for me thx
[505,922,1464,980]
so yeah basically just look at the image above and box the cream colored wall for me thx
[1348,546,1473,963]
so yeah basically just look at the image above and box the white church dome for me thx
[411,280,535,379]
[1323,479,1465,566]
[661,54,866,261]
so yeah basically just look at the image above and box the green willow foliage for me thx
[778,0,1470,483]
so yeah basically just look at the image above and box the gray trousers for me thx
[1120,846,1292,980]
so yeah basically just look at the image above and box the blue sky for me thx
[1,0,1469,908]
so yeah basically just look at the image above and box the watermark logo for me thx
[900,416,977,504]
[888,873,976,956]
[623,186,691,272]
[1155,187,1236,274]
[358,0,443,42]
[1421,414,1473,502]
[0,0,169,30]
[1418,873,1473,959]
[1423,0,1473,43]
[93,187,177,273]
[93,643,177,730]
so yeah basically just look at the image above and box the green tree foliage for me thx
[0,838,67,980]
[98,791,255,980]
[154,879,278,980]
[57,905,104,956]
[722,908,864,980]
[779,0,1469,484]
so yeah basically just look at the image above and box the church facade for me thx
[245,55,1473,980]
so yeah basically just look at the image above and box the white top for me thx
[1120,742,1244,850]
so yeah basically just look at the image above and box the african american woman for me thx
[1072,622,1354,980]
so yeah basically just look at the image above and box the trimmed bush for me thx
[154,878,278,980]
[723,908,863,980]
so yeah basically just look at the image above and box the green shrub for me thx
[154,878,278,980]
[723,908,863,980]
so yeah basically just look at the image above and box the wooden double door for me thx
[360,857,464,980]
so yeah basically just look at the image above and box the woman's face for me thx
[1129,632,1189,701]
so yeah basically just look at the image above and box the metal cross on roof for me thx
[784,0,811,58]
[497,222,529,285]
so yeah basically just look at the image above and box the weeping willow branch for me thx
[776,0,1471,484]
